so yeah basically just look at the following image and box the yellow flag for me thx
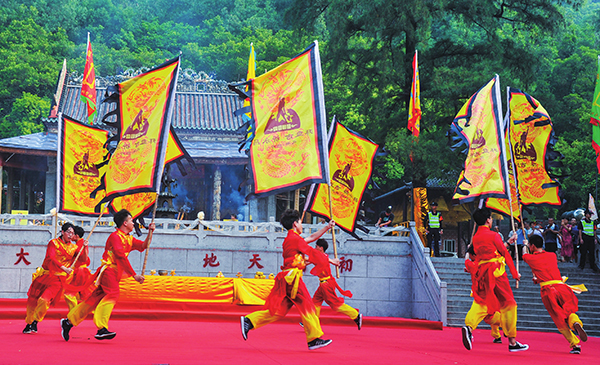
[58,115,109,215]
[246,42,329,197]
[102,57,180,202]
[309,121,378,233]
[451,76,509,203]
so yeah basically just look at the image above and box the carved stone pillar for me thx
[212,166,221,220]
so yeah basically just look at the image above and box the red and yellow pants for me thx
[313,279,358,320]
[68,267,120,330]
[246,270,323,342]
[540,283,582,347]
[25,274,64,324]
[464,300,502,339]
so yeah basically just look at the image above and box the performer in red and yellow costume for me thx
[63,226,95,310]
[61,209,154,341]
[23,223,85,334]
[241,209,335,350]
[464,244,502,343]
[462,208,528,352]
[523,234,588,354]
[309,238,361,329]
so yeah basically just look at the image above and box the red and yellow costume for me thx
[25,236,82,324]
[68,228,145,331]
[310,250,358,320]
[466,226,519,338]
[523,250,583,347]
[246,230,324,342]
[64,238,95,310]
[464,256,501,339]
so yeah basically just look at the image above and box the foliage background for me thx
[1,0,599,217]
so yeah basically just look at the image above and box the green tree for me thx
[0,93,48,138]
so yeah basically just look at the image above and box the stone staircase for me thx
[431,257,600,337]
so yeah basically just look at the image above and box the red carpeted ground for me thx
[2,316,597,365]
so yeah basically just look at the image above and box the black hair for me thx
[114,209,132,228]
[61,222,75,233]
[529,234,544,248]
[73,226,85,239]
[473,208,491,226]
[316,238,328,252]
[280,209,301,230]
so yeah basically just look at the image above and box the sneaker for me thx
[461,326,472,350]
[61,318,73,341]
[354,313,363,330]
[95,328,116,340]
[493,337,502,344]
[508,341,529,352]
[570,345,581,354]
[573,322,588,342]
[307,338,332,350]
[31,320,38,333]
[299,322,304,328]
[240,316,253,341]
[23,323,33,334]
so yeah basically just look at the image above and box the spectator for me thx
[570,218,580,264]
[577,209,600,273]
[376,206,394,230]
[559,218,574,263]
[508,219,528,261]
[544,217,559,256]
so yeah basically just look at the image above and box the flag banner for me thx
[508,88,561,206]
[413,187,428,247]
[308,121,378,234]
[110,192,156,221]
[408,50,421,137]
[450,76,508,203]
[588,193,598,221]
[591,55,600,172]
[236,42,329,199]
[81,35,97,124]
[58,115,110,216]
[99,57,180,203]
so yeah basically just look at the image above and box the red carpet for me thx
[2,299,597,364]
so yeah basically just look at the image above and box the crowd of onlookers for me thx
[505,210,600,273]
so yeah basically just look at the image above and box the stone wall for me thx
[0,216,445,323]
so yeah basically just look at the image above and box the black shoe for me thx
[95,328,116,340]
[570,345,581,354]
[31,320,38,333]
[461,326,472,350]
[354,313,362,330]
[574,322,588,342]
[23,323,33,334]
[61,318,73,341]
[240,316,253,341]
[307,338,332,350]
[493,337,502,344]
[508,341,529,352]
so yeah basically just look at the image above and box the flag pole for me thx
[141,197,159,275]
[69,203,109,269]
[55,112,64,238]
[327,184,340,279]
[502,85,520,288]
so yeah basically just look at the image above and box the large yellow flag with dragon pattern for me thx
[451,76,509,203]
[100,57,180,203]
[58,115,109,215]
[507,88,560,206]
[240,42,329,198]
[308,121,378,234]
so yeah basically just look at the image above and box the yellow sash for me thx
[478,255,506,278]
[540,277,588,294]
[31,267,48,282]
[319,276,331,283]
[283,268,303,299]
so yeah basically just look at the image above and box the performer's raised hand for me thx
[148,222,156,232]
[134,274,145,284]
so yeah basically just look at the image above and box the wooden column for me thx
[212,166,222,220]
[6,167,13,213]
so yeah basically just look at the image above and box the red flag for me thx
[81,33,97,124]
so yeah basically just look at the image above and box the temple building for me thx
[0,66,300,222]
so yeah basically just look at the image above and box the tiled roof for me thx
[0,131,247,160]
[51,85,245,133]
